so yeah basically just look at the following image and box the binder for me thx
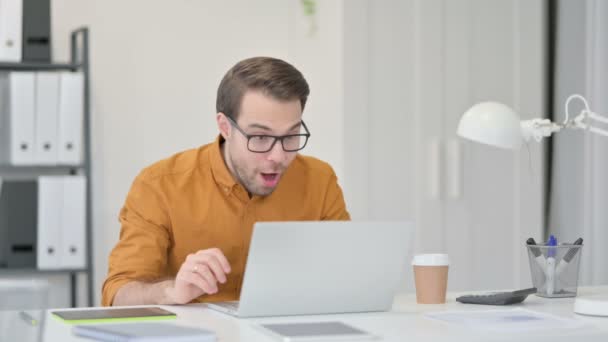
[22,0,51,62]
[0,180,38,268]
[0,0,23,62]
[36,175,87,270]
[34,72,60,165]
[36,177,63,269]
[60,175,86,269]
[58,72,84,165]
[0,72,36,165]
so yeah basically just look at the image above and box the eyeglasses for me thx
[225,115,311,153]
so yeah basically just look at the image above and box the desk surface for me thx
[4,287,608,342]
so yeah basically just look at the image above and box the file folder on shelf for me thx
[0,0,23,62]
[60,175,86,269]
[36,176,87,270]
[22,0,51,62]
[0,179,38,268]
[0,72,36,165]
[58,72,84,165]
[36,176,63,269]
[34,72,60,165]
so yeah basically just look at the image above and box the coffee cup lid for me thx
[412,254,450,266]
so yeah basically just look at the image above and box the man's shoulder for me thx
[137,143,213,182]
[292,154,336,178]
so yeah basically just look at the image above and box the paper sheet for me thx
[425,308,587,332]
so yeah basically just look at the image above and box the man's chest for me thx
[167,188,321,259]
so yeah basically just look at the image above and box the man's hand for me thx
[111,248,231,306]
[167,248,232,304]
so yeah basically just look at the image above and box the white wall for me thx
[51,0,347,305]
[550,0,608,286]
[343,0,546,292]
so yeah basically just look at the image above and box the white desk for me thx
[5,287,608,341]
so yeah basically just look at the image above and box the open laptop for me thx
[206,221,413,317]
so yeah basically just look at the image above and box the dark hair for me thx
[216,57,310,121]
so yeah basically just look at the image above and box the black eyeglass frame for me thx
[225,115,311,153]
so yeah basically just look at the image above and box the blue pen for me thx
[547,235,557,257]
[546,235,557,295]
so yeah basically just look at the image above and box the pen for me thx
[546,235,557,296]
[555,238,583,276]
[526,238,546,269]
[19,311,38,326]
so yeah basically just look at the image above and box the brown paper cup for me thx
[412,254,449,304]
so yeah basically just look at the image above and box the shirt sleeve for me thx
[321,171,351,221]
[101,173,172,306]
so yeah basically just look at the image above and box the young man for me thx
[102,57,350,306]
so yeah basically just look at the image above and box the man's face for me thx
[218,90,303,196]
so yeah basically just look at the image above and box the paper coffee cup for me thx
[412,254,449,304]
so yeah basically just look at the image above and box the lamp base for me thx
[574,295,608,317]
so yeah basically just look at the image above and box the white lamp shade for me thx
[457,102,523,150]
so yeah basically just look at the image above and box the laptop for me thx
[206,221,413,317]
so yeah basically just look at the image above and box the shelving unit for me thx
[0,27,92,307]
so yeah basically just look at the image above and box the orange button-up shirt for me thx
[101,136,350,306]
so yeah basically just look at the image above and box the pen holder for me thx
[526,244,583,298]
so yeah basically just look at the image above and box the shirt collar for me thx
[209,135,239,189]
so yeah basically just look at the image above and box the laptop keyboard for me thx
[213,301,239,312]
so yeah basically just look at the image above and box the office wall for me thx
[351,0,546,291]
[550,0,608,286]
[51,0,347,305]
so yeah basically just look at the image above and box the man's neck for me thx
[219,141,253,198]
[219,141,231,175]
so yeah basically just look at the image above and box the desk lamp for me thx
[457,94,608,317]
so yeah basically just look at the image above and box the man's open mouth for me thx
[260,173,279,187]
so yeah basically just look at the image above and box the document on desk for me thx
[425,308,587,332]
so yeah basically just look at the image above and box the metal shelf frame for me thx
[0,27,93,307]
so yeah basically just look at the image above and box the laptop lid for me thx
[236,221,413,317]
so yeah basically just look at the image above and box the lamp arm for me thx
[572,111,608,137]
[519,110,608,143]
[588,111,608,124]
[561,94,608,137]
[520,118,561,142]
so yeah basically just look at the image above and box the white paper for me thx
[425,308,588,332]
